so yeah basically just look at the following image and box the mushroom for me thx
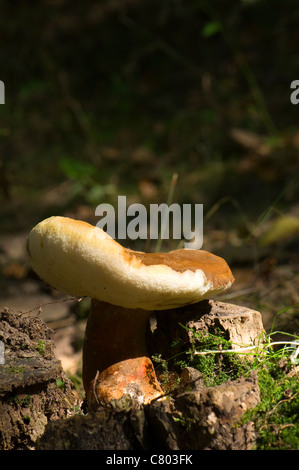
[27,216,234,408]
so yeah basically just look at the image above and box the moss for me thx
[176,328,252,387]
[7,394,31,407]
[152,324,299,450]
[34,340,46,356]
[7,365,26,376]
[56,378,65,390]
[153,327,254,391]
[242,366,299,450]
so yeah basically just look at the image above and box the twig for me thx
[192,341,299,357]
[92,370,100,407]
[22,297,82,316]
[155,172,178,252]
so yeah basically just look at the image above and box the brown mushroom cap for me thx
[27,216,234,310]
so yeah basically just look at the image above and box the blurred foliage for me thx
[0,0,298,249]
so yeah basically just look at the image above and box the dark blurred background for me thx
[0,0,298,374]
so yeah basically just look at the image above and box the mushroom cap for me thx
[27,216,234,310]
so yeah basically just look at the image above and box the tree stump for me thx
[37,300,264,450]
[147,299,265,369]
[0,308,80,450]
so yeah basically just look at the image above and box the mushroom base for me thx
[83,299,163,408]
[87,356,163,408]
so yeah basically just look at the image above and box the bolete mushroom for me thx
[27,216,234,408]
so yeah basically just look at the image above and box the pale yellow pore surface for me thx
[27,216,234,310]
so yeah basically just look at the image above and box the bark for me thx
[0,308,80,450]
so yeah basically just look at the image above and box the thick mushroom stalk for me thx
[83,300,162,407]
[27,216,234,409]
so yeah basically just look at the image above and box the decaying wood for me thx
[0,308,80,450]
[147,299,265,367]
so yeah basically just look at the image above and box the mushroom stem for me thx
[83,299,163,408]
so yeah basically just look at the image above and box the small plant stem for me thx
[155,172,178,252]
[270,304,299,336]
[192,341,299,357]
